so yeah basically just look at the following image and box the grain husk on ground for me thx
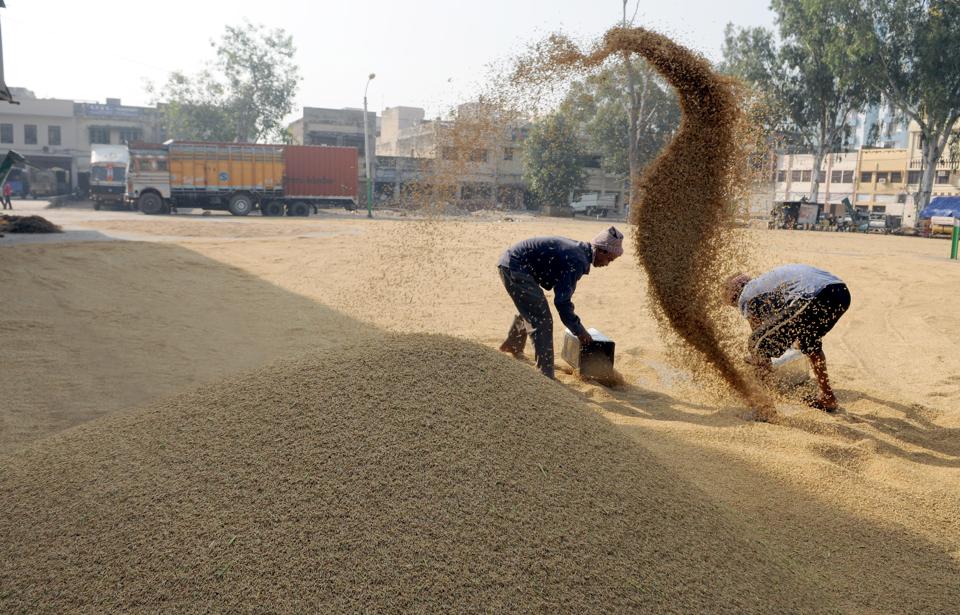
[1,334,830,613]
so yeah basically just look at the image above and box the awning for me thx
[919,196,960,219]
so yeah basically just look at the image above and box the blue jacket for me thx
[498,236,592,335]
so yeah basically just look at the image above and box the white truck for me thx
[571,193,617,217]
[90,144,130,210]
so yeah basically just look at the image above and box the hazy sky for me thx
[2,0,774,116]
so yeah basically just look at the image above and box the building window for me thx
[890,171,903,184]
[861,171,873,183]
[441,146,458,161]
[907,170,922,184]
[936,170,951,184]
[468,149,488,162]
[897,193,907,203]
[118,128,142,144]
[872,205,886,213]
[89,127,111,144]
[48,125,61,146]
[842,170,854,183]
[876,172,889,184]
[0,123,12,143]
[503,147,514,161]
[24,124,37,145]
[831,170,842,183]
[776,170,786,183]
[800,170,812,182]
[791,170,802,181]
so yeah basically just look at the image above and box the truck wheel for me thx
[262,201,284,217]
[228,194,253,216]
[289,202,310,217]
[138,192,164,215]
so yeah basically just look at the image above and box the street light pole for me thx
[363,73,376,218]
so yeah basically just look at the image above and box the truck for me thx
[90,144,130,210]
[571,192,616,217]
[126,141,358,216]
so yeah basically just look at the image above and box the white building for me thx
[774,152,858,210]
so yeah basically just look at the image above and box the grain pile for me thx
[1,333,828,613]
[0,214,62,234]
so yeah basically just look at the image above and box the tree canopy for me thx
[150,22,300,143]
[522,113,586,209]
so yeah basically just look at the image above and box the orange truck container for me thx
[127,141,359,216]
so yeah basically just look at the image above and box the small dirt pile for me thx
[1,334,826,613]
[0,215,62,234]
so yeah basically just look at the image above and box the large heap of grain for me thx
[1,333,827,613]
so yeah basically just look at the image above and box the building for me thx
[72,98,162,190]
[0,88,161,192]
[852,148,910,223]
[0,88,77,192]
[903,120,959,225]
[774,152,858,212]
[375,102,627,212]
[288,106,376,156]
[377,106,428,156]
[849,103,909,150]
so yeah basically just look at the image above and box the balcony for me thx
[909,157,958,171]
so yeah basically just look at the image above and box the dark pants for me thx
[750,283,851,358]
[499,266,554,378]
[2,195,10,209]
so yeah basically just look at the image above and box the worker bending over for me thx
[498,227,624,379]
[725,264,851,412]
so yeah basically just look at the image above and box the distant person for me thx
[2,181,12,209]
[724,265,851,412]
[498,226,624,379]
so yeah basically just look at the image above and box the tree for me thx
[559,60,679,185]
[722,1,877,202]
[834,0,960,217]
[150,22,300,143]
[522,113,586,209]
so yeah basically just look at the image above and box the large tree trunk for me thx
[622,1,639,212]
[808,147,827,204]
[914,126,951,222]
[623,55,639,210]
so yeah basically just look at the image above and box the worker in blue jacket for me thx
[498,226,624,379]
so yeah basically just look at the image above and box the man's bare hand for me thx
[577,331,594,346]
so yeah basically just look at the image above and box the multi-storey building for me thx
[774,152,858,214]
[904,120,959,224]
[375,103,626,212]
[0,88,161,192]
[852,148,910,223]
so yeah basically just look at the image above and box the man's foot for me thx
[803,394,838,413]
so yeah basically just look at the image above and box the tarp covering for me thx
[919,196,960,219]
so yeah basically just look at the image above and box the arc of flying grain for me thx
[581,27,767,411]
